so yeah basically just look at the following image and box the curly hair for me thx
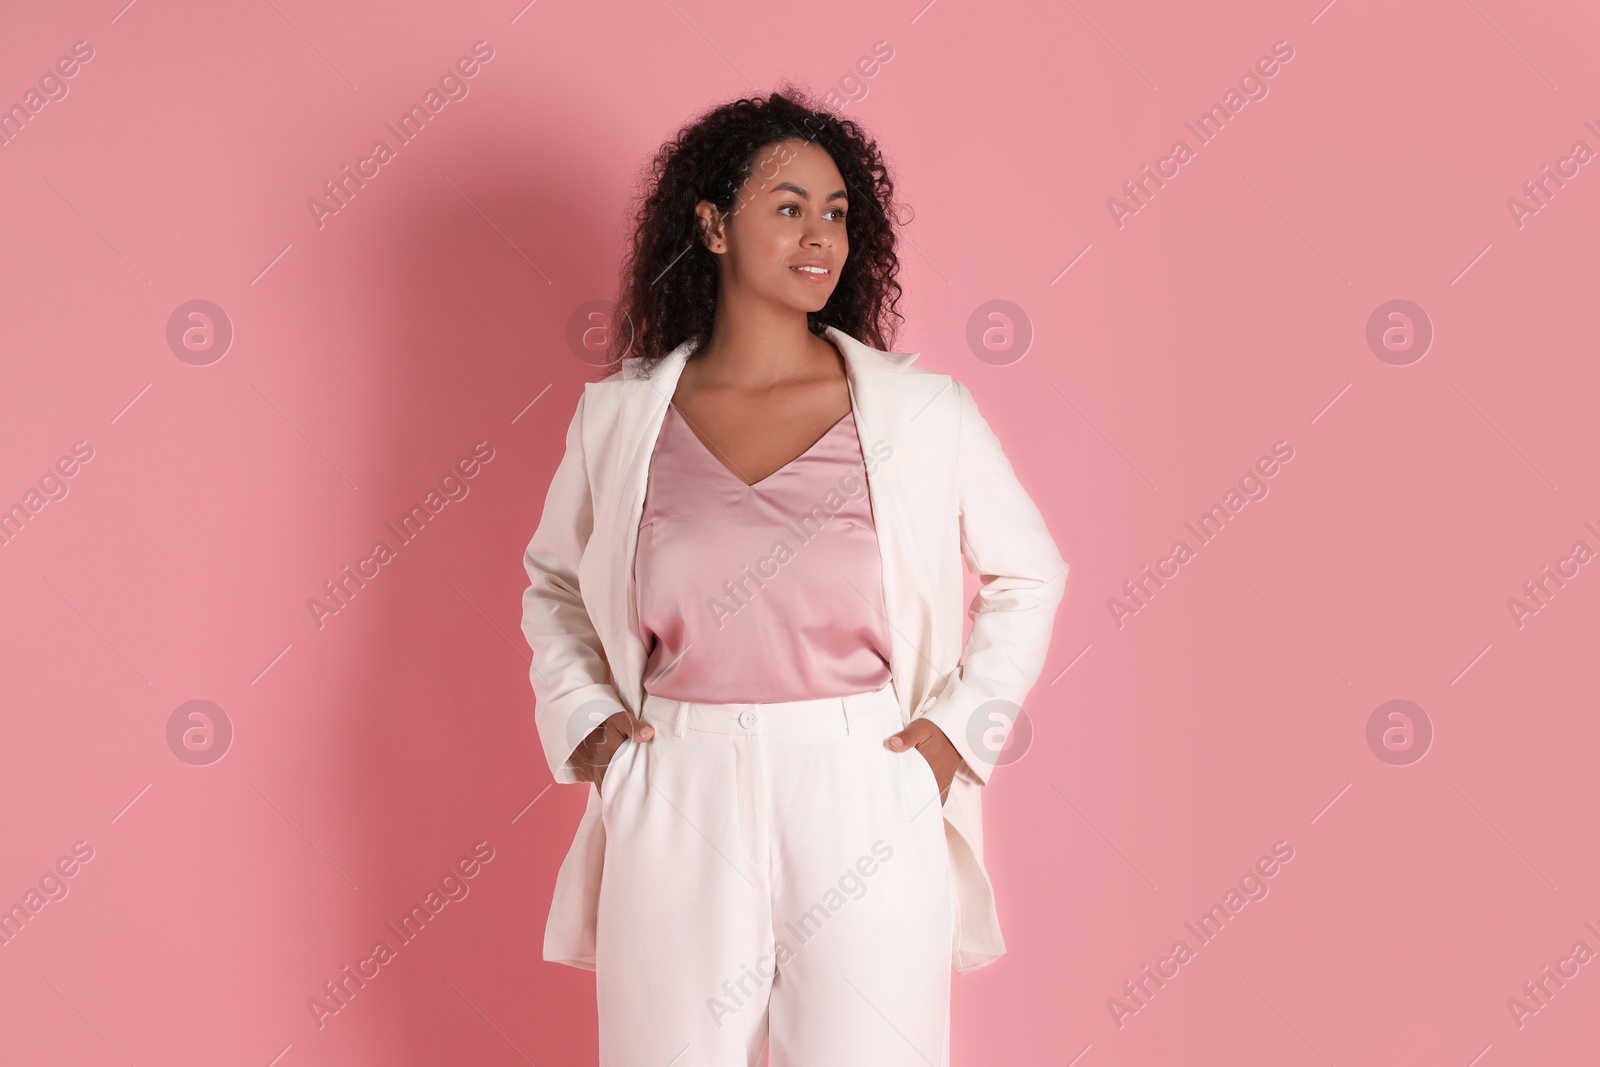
[604,85,906,378]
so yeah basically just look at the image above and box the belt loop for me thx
[842,692,871,737]
[672,699,690,737]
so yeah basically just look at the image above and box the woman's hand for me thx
[886,719,963,805]
[573,710,655,795]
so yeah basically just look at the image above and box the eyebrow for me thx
[771,181,848,202]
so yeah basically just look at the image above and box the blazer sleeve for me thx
[917,378,1069,786]
[521,387,629,785]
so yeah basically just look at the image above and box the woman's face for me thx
[696,138,849,315]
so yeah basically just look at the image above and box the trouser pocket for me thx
[906,745,940,806]
[598,736,637,818]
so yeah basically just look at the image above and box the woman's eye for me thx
[778,203,845,220]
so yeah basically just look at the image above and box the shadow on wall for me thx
[324,125,620,1064]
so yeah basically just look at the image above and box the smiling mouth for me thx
[791,266,830,275]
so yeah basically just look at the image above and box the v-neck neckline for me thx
[667,404,854,489]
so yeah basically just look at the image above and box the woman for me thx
[521,87,1067,1067]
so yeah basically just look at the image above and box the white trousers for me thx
[594,679,954,1067]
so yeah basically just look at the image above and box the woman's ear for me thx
[694,200,726,253]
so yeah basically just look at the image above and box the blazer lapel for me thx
[826,326,945,724]
[586,340,693,716]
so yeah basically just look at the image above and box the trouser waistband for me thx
[640,678,900,738]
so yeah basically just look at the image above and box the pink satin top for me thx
[634,403,894,703]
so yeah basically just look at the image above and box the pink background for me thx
[3,0,1597,1064]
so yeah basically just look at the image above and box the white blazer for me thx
[521,324,1068,973]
